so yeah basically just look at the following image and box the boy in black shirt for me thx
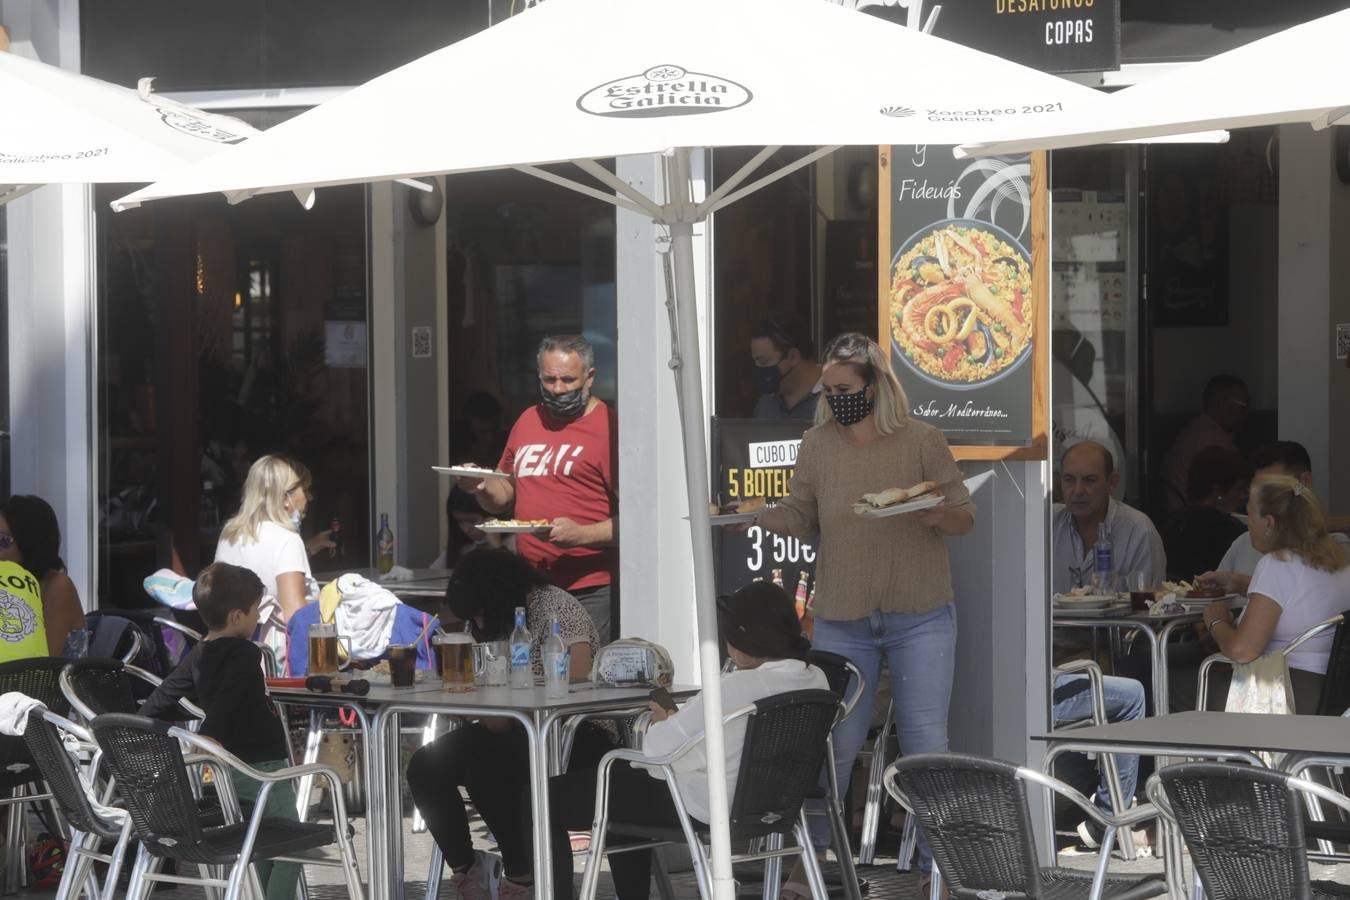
[142,562,298,900]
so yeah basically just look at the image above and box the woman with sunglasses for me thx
[0,495,87,656]
[215,454,321,622]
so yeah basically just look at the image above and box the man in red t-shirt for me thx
[460,335,618,639]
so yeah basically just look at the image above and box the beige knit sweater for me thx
[759,419,974,620]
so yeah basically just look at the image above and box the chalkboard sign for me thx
[711,418,817,603]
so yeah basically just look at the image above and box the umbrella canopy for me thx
[107,4,1126,900]
[0,51,259,204]
[956,7,1350,158]
[110,0,1120,209]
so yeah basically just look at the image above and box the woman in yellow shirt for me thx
[0,495,84,656]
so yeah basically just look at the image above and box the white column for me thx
[615,153,713,683]
[3,0,95,610]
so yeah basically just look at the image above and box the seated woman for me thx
[407,548,612,900]
[0,495,86,655]
[1201,473,1350,712]
[215,454,323,623]
[542,581,827,900]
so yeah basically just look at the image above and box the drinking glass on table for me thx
[387,644,418,687]
[1127,571,1156,612]
[434,632,476,692]
[308,622,353,674]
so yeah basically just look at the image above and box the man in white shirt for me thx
[1052,441,1166,595]
[1203,441,1350,592]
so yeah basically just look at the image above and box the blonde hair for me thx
[814,333,911,435]
[220,454,308,545]
[1251,474,1348,572]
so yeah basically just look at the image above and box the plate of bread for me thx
[852,481,944,519]
[707,497,767,525]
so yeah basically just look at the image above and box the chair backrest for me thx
[892,752,1044,899]
[63,659,141,717]
[727,689,840,840]
[89,713,211,862]
[1316,611,1350,716]
[1160,762,1314,900]
[0,656,75,785]
[21,710,123,839]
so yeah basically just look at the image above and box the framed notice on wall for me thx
[877,146,1048,460]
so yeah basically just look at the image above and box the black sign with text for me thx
[928,0,1120,74]
[885,145,1038,445]
[711,418,817,602]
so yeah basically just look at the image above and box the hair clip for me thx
[1293,483,1305,497]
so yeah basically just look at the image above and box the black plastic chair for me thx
[886,752,1166,900]
[60,657,202,722]
[89,712,364,900]
[578,689,843,900]
[1312,611,1350,716]
[0,657,73,893]
[21,709,132,900]
[1153,762,1350,900]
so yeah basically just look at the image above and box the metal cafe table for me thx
[269,677,696,900]
[1037,712,1350,896]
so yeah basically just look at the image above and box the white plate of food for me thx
[853,481,944,519]
[432,465,511,480]
[1052,593,1121,610]
[478,519,553,534]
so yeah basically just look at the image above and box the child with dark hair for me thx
[142,562,299,900]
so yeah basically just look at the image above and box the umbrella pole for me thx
[664,148,737,900]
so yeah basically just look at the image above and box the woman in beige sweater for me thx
[754,333,974,889]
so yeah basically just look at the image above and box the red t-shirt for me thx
[499,400,618,592]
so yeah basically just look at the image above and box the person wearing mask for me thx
[215,454,321,622]
[541,581,827,900]
[1158,446,1251,581]
[1200,441,1350,592]
[1052,441,1166,595]
[751,332,973,893]
[459,335,618,641]
[1200,474,1350,712]
[1161,374,1249,511]
[406,548,612,900]
[0,495,86,656]
[749,313,822,421]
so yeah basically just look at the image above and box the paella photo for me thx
[890,218,1034,388]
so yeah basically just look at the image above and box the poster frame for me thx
[877,146,1049,461]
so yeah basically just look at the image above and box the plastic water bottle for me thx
[543,616,569,699]
[1094,523,1114,591]
[509,606,533,689]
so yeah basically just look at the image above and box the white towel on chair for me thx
[334,573,400,660]
[0,692,45,736]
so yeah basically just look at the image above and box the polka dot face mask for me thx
[825,388,874,426]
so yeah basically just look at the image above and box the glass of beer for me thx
[434,632,475,692]
[387,644,417,687]
[308,623,352,675]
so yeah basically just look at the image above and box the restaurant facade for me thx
[4,0,1350,773]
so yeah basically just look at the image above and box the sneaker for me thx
[499,878,534,900]
[446,856,498,900]
[1075,819,1103,850]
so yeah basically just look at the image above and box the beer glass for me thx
[434,632,475,692]
[307,622,352,675]
[474,641,509,687]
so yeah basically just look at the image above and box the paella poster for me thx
[878,146,1049,459]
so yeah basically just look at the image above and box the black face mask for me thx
[752,363,784,395]
[825,388,874,426]
[540,385,588,420]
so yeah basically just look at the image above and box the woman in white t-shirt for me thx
[1203,473,1350,711]
[214,455,320,622]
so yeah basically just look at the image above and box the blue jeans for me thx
[809,604,957,873]
[1051,674,1145,812]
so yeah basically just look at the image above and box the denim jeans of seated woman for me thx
[807,604,956,874]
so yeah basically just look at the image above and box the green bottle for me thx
[377,512,395,574]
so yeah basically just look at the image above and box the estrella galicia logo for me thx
[880,106,916,118]
[577,65,751,118]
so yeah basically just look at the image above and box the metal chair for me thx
[61,657,205,721]
[1151,761,1350,900]
[20,708,132,900]
[885,753,1166,900]
[578,689,843,900]
[800,650,866,900]
[1049,659,1137,860]
[89,712,365,900]
[0,657,73,894]
[1197,613,1344,711]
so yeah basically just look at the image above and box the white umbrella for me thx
[0,51,266,204]
[110,2,1121,897]
[956,7,1350,158]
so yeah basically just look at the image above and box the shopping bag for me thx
[1225,651,1295,766]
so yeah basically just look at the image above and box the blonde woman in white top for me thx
[215,455,323,621]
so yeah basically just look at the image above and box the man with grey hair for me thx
[460,334,618,639]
